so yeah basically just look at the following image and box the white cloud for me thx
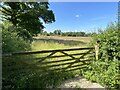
[75,15,79,18]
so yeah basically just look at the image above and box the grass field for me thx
[30,36,94,88]
[32,36,93,50]
[3,36,94,88]
[35,36,93,42]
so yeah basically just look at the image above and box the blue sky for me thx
[43,2,118,33]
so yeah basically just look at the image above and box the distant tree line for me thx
[40,29,97,37]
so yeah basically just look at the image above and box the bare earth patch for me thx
[57,76,104,89]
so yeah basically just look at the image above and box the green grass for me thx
[31,38,93,67]
[31,40,71,51]
[30,37,94,87]
[3,36,93,89]
[31,36,91,51]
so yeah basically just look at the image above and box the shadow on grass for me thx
[33,38,86,46]
[2,56,80,89]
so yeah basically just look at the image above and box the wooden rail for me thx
[3,47,94,56]
[3,47,96,72]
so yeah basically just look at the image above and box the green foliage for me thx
[2,33,86,88]
[3,56,76,88]
[53,30,62,36]
[97,23,119,60]
[86,32,97,37]
[61,31,86,37]
[41,30,88,37]
[83,60,119,88]
[82,22,120,89]
[2,26,31,53]
[0,2,55,41]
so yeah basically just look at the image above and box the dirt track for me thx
[57,76,104,89]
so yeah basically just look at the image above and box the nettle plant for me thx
[83,23,120,89]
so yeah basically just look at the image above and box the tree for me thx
[53,30,62,35]
[0,2,55,41]
[42,31,48,36]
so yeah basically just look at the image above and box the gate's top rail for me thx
[3,47,94,56]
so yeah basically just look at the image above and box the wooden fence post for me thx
[95,41,99,60]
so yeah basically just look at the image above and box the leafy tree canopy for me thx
[0,2,55,41]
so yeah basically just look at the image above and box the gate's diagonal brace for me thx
[77,49,92,62]
[59,51,86,69]
[62,49,93,70]
[35,51,56,64]
[60,51,78,60]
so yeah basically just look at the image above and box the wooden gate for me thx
[3,47,95,72]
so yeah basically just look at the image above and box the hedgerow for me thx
[82,23,120,89]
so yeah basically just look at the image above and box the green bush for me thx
[97,23,119,61]
[2,25,33,88]
[82,23,120,89]
[2,26,31,53]
[3,56,76,88]
[2,25,76,88]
